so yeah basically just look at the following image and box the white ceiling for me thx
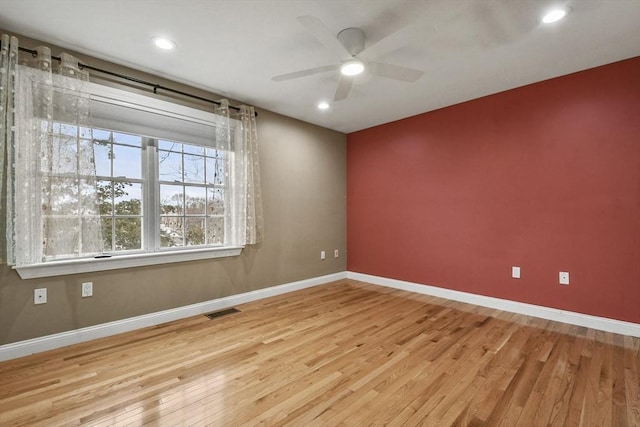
[1,0,639,133]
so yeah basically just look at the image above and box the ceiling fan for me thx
[272,15,424,102]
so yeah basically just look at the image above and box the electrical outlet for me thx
[559,272,570,285]
[320,251,326,260]
[34,288,47,305]
[82,282,93,298]
[512,266,521,279]
[334,249,339,258]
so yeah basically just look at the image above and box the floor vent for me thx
[205,308,240,320]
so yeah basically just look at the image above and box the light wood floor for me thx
[0,279,638,426]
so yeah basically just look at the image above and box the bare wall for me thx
[347,57,640,324]
[0,32,346,345]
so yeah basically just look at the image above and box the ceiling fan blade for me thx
[333,75,353,102]
[297,15,351,59]
[367,62,424,82]
[272,64,340,82]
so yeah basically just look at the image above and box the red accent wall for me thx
[347,57,640,323]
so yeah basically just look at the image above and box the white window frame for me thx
[15,84,244,279]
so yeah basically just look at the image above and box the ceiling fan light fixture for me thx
[341,59,365,76]
[542,8,569,24]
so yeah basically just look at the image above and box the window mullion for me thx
[143,138,158,251]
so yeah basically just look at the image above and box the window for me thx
[157,139,226,248]
[14,69,252,279]
[89,130,230,255]
[94,129,144,253]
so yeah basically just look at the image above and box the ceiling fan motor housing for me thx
[337,27,365,56]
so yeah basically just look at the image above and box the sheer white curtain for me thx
[212,99,237,246]
[240,105,263,245]
[0,35,19,264]
[14,46,102,265]
[215,100,264,245]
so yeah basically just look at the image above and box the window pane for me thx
[183,144,204,155]
[159,225,172,247]
[50,136,78,175]
[185,186,206,215]
[79,139,95,174]
[96,180,114,215]
[207,188,224,215]
[184,154,205,183]
[159,150,183,182]
[160,185,184,214]
[113,132,141,147]
[60,123,78,137]
[101,217,113,251]
[79,179,101,216]
[160,217,183,247]
[206,216,224,245]
[113,144,141,179]
[44,218,78,257]
[43,177,79,215]
[115,218,142,250]
[158,140,182,152]
[93,129,111,142]
[93,141,111,177]
[186,217,205,246]
[114,182,142,215]
[81,217,104,254]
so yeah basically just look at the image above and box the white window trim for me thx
[14,246,244,279]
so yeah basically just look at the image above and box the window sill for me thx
[14,246,244,279]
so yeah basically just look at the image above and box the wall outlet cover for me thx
[512,266,521,279]
[34,288,47,305]
[559,272,570,285]
[82,282,93,298]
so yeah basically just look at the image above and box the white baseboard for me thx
[0,272,347,362]
[3,270,637,362]
[347,271,640,338]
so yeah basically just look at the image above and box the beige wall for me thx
[0,32,347,345]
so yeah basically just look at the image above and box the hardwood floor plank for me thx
[596,337,615,426]
[624,332,640,427]
[565,354,593,426]
[581,339,607,427]
[612,334,629,427]
[0,279,637,427]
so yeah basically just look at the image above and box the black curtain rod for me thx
[15,46,255,116]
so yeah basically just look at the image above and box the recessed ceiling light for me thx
[341,59,365,76]
[318,101,330,110]
[542,8,569,24]
[153,37,176,50]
